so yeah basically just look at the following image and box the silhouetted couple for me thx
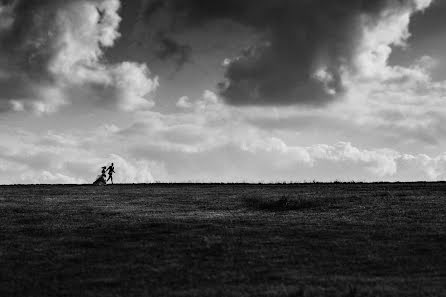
[95,163,115,185]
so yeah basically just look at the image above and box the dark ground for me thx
[0,183,445,297]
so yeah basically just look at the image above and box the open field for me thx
[0,183,445,297]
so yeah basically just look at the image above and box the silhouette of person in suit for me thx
[107,163,115,184]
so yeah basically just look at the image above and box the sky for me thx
[1,0,446,184]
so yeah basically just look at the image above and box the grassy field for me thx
[0,183,445,297]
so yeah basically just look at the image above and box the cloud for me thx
[108,154,157,183]
[0,0,158,114]
[2,1,446,184]
[19,171,84,184]
[2,91,446,183]
[176,96,192,108]
[130,139,446,182]
[0,127,166,184]
[107,91,446,182]
[141,0,432,106]
[155,34,192,69]
[240,139,399,178]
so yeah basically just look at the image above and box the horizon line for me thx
[1,181,445,186]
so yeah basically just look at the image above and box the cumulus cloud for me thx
[243,139,446,181]
[102,91,446,182]
[2,92,446,183]
[176,96,192,109]
[19,171,84,184]
[0,0,158,113]
[0,127,166,184]
[141,0,432,106]
[108,154,156,183]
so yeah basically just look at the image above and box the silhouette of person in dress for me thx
[93,166,107,185]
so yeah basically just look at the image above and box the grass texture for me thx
[0,183,445,297]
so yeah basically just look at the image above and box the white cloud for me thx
[345,0,432,84]
[176,96,193,109]
[2,100,446,183]
[108,154,157,184]
[240,139,399,178]
[94,91,446,182]
[20,171,84,184]
[0,127,166,184]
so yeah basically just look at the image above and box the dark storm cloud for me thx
[155,34,192,68]
[142,0,430,106]
[0,0,74,75]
